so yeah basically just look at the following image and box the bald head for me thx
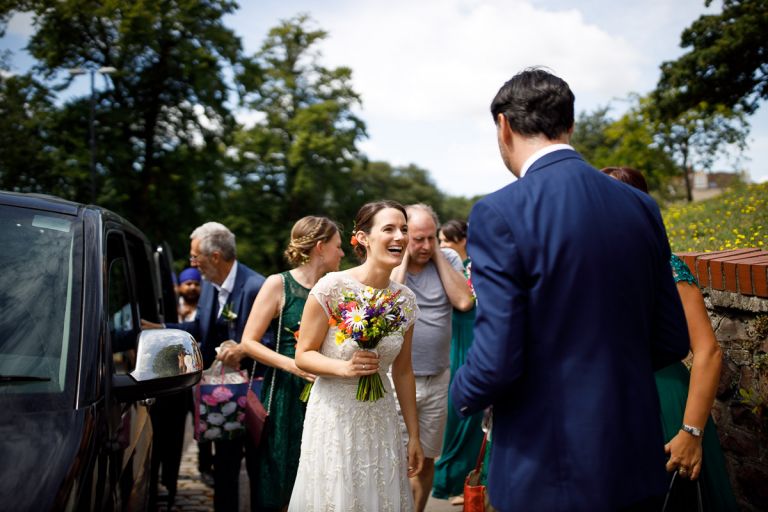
[406,204,439,270]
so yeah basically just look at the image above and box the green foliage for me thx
[0,71,76,194]
[571,101,679,199]
[227,14,367,272]
[739,386,765,417]
[662,181,768,252]
[752,315,768,340]
[571,106,613,163]
[2,0,244,255]
[572,94,749,203]
[649,100,750,201]
[1,7,480,275]
[655,0,768,117]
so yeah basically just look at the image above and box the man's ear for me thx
[497,114,513,145]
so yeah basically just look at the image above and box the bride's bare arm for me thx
[295,295,380,378]
[392,326,424,477]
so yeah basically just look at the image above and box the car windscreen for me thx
[0,204,78,396]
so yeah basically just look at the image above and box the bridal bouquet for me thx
[300,286,410,402]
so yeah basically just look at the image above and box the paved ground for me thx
[154,416,457,511]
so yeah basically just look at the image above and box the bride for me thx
[289,200,424,511]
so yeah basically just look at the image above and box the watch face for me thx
[683,425,702,437]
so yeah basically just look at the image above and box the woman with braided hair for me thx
[218,215,344,511]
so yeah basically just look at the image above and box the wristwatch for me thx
[681,424,703,437]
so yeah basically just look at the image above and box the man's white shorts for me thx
[394,368,450,459]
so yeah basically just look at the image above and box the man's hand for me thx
[141,319,163,330]
[216,342,244,369]
[391,248,410,284]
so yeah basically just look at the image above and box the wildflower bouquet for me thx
[300,286,410,402]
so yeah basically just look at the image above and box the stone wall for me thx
[677,249,768,511]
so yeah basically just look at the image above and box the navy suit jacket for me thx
[170,262,265,368]
[451,149,689,511]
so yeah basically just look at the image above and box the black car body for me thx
[0,191,202,511]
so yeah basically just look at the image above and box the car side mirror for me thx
[112,329,202,403]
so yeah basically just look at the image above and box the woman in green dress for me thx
[218,216,344,511]
[603,167,738,511]
[432,219,484,506]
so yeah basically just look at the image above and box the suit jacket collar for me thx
[524,147,584,177]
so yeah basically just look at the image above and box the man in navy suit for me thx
[450,68,690,511]
[174,222,265,511]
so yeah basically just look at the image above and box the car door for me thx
[104,229,153,511]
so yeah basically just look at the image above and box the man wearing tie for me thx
[450,68,690,511]
[173,221,265,511]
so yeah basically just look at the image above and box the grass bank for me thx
[662,181,768,253]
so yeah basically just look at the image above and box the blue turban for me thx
[178,267,201,283]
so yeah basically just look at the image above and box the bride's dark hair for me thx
[352,200,407,261]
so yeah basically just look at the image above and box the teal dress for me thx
[252,271,309,510]
[433,258,485,499]
[656,255,738,511]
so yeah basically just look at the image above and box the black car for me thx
[0,191,202,511]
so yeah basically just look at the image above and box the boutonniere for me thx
[221,303,237,322]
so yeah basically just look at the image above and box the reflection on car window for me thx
[107,235,137,375]
[0,205,75,394]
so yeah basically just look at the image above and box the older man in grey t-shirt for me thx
[391,204,474,512]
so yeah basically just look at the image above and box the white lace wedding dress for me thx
[288,272,419,512]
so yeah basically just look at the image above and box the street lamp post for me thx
[68,66,117,203]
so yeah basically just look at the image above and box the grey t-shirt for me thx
[406,248,464,376]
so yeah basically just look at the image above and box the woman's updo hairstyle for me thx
[352,200,407,261]
[284,216,340,267]
[440,219,468,243]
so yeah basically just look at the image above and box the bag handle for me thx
[266,273,285,414]
[247,273,285,416]
[661,470,704,512]
[473,430,489,474]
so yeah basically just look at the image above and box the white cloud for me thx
[318,0,642,123]
[303,0,650,195]
[6,12,35,37]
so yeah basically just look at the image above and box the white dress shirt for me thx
[519,143,574,178]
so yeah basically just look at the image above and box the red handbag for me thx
[244,378,267,447]
[244,275,283,447]
[464,431,489,512]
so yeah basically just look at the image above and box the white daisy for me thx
[348,307,367,331]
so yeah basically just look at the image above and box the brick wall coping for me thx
[676,249,768,298]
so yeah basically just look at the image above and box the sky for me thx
[3,0,767,197]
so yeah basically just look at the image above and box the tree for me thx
[229,14,367,272]
[571,102,679,198]
[1,0,244,254]
[571,106,613,164]
[0,71,70,194]
[655,0,768,117]
[651,101,749,201]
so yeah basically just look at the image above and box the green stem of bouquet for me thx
[356,373,386,402]
[299,382,312,402]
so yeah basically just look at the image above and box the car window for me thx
[107,233,137,375]
[0,205,77,394]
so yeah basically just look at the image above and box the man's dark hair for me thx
[490,67,575,140]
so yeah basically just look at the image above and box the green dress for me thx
[252,271,309,510]
[433,258,485,499]
[655,255,738,511]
